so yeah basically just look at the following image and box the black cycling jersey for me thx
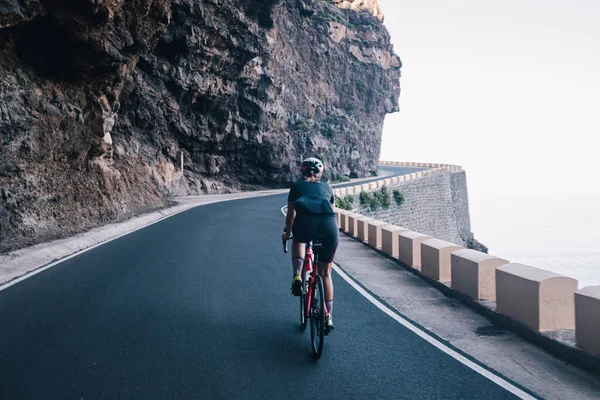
[288,179,335,215]
[288,178,339,262]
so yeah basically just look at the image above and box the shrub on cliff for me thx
[331,175,350,184]
[335,195,354,210]
[393,189,405,206]
[359,186,391,211]
[344,195,354,207]
[378,185,391,209]
[359,191,373,205]
[369,196,381,211]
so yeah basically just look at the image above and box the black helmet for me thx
[301,157,324,176]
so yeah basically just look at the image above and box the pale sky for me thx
[377,0,600,199]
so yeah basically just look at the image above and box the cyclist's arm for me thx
[285,201,296,236]
[329,186,336,211]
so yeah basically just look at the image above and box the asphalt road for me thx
[0,167,521,399]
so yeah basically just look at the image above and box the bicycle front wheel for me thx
[309,275,325,359]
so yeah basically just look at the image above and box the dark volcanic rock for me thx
[0,0,400,252]
[467,235,489,254]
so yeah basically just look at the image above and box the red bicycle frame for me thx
[303,243,329,318]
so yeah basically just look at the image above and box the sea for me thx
[469,194,600,289]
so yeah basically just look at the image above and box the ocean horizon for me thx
[470,193,600,289]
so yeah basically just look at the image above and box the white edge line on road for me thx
[280,206,535,400]
[0,197,534,399]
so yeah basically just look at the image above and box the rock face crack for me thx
[0,0,400,252]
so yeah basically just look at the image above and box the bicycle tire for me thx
[300,269,307,331]
[310,275,325,359]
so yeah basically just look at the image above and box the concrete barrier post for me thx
[381,225,408,258]
[421,239,463,282]
[451,249,508,301]
[496,264,577,331]
[357,216,372,242]
[339,210,351,231]
[367,220,390,250]
[347,214,359,237]
[398,231,432,270]
[575,286,600,356]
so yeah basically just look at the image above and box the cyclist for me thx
[282,157,338,333]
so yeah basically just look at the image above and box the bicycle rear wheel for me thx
[300,270,307,331]
[309,275,325,359]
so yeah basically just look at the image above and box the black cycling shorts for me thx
[292,213,339,263]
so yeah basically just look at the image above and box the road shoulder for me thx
[335,234,600,400]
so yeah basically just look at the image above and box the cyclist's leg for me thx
[290,217,309,295]
[318,260,334,312]
[318,215,339,330]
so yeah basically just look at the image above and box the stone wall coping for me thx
[368,220,390,227]
[576,285,600,298]
[333,161,464,200]
[422,238,459,250]
[399,231,431,240]
[498,263,575,283]
[382,225,407,232]
[452,248,505,264]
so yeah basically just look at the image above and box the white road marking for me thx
[280,206,535,400]
[0,192,535,399]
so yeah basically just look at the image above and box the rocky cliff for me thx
[0,0,400,252]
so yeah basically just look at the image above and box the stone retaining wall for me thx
[335,160,600,365]
[334,162,471,247]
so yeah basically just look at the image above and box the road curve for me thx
[0,167,523,399]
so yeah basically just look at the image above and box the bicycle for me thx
[283,229,328,360]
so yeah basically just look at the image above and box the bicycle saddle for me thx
[309,234,325,248]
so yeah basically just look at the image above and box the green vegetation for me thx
[360,185,392,211]
[290,116,314,132]
[315,153,325,163]
[334,194,354,210]
[369,196,381,211]
[331,175,350,184]
[16,68,31,85]
[313,9,349,25]
[369,170,378,177]
[379,185,391,209]
[359,191,372,206]
[393,189,405,206]
[344,195,354,207]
